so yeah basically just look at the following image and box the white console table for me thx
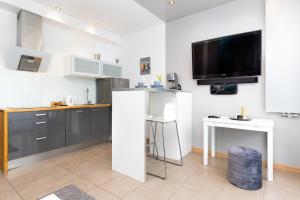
[203,117,274,181]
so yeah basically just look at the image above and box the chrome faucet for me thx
[86,88,92,104]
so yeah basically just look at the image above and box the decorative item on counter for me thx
[236,114,244,120]
[94,53,101,60]
[151,74,164,88]
[140,57,151,75]
[240,106,246,117]
[135,77,147,88]
[51,101,67,107]
[231,107,252,121]
[157,74,163,84]
[135,83,147,88]
[115,58,119,64]
[230,116,252,121]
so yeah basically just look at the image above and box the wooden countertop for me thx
[0,104,111,113]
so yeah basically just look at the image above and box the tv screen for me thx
[192,30,262,79]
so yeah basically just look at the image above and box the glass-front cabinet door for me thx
[72,56,101,77]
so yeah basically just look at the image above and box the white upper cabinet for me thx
[102,62,123,78]
[65,55,102,78]
[265,0,300,113]
[65,55,123,78]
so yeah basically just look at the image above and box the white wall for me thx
[166,0,300,167]
[120,24,166,87]
[0,8,120,107]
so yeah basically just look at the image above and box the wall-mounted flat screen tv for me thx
[192,30,262,79]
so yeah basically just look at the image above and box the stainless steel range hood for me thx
[16,10,51,72]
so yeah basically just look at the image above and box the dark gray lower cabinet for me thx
[8,111,48,160]
[90,107,110,139]
[66,108,90,145]
[48,110,66,150]
[8,106,111,160]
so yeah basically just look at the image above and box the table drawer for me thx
[8,129,48,160]
[9,111,48,122]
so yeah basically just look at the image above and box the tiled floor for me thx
[1,143,300,200]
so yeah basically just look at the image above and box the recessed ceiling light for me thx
[92,22,98,26]
[169,0,176,5]
[54,6,62,11]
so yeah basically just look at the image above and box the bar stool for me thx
[146,103,183,179]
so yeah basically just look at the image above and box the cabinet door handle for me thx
[35,137,47,141]
[76,110,84,113]
[35,121,46,125]
[36,113,47,117]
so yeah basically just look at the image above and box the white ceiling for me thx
[32,0,236,36]
[32,0,163,36]
[134,0,236,22]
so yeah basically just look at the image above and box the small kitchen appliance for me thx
[167,73,181,90]
[66,95,74,106]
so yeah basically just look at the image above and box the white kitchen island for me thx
[112,88,192,182]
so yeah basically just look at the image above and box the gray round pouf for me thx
[228,146,262,190]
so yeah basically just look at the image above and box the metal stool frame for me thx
[146,120,183,180]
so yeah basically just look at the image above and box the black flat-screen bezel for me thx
[192,30,262,80]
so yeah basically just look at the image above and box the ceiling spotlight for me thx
[54,6,62,11]
[169,0,176,5]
